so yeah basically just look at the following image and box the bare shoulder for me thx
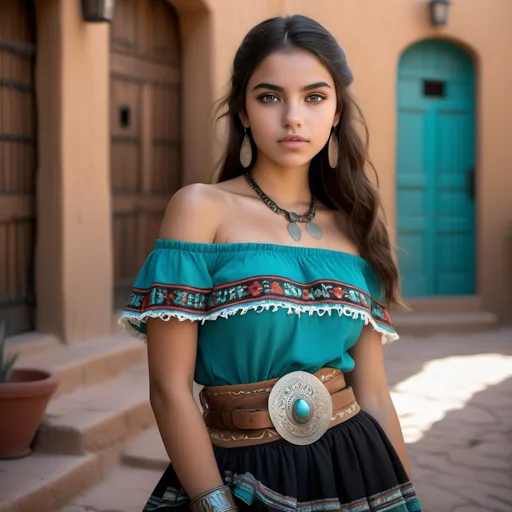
[158,183,226,243]
[210,175,250,196]
[329,208,361,256]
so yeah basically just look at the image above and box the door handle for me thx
[467,168,475,200]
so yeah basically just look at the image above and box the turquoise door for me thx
[397,40,476,297]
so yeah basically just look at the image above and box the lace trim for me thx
[119,302,398,344]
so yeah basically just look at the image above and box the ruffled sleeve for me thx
[362,265,399,344]
[119,240,214,340]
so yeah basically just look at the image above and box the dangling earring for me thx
[328,127,339,168]
[240,128,253,168]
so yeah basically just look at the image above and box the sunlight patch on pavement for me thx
[390,353,512,443]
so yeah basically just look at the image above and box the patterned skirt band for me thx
[200,368,360,448]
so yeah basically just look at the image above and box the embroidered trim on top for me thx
[121,275,398,342]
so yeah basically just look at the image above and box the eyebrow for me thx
[252,81,332,92]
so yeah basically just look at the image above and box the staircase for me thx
[391,296,499,337]
[58,427,171,512]
[0,332,168,512]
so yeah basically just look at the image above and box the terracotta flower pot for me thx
[0,368,59,459]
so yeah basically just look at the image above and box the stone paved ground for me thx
[385,328,512,512]
[62,328,512,512]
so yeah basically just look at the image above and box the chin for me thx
[272,155,313,169]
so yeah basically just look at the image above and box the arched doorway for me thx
[396,40,476,297]
[110,0,182,308]
[0,0,37,335]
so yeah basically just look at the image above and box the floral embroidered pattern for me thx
[127,283,210,315]
[125,275,393,329]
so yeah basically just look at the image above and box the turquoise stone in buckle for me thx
[268,371,333,445]
[293,398,311,422]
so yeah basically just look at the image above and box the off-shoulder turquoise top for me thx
[119,239,398,386]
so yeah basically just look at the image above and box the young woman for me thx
[121,15,422,512]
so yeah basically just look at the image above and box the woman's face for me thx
[242,48,339,170]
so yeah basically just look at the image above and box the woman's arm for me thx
[148,316,226,497]
[345,325,412,478]
[146,184,227,499]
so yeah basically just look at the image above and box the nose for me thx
[283,101,303,130]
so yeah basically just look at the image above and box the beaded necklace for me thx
[244,171,323,242]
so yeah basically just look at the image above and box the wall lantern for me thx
[429,0,451,27]
[81,0,116,23]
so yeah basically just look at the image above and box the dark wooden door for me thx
[111,0,182,309]
[0,0,37,335]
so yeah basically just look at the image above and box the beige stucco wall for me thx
[35,0,112,341]
[32,0,511,342]
[170,0,216,186]
[202,0,512,322]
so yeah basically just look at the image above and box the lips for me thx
[278,137,308,150]
[279,135,308,142]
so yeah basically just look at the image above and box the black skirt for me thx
[144,411,422,511]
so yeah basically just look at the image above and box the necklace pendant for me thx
[306,221,323,240]
[244,173,318,243]
[287,222,302,242]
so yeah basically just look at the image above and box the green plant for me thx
[0,322,18,383]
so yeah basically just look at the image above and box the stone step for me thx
[122,426,168,471]
[59,465,162,512]
[5,331,60,360]
[36,363,154,456]
[402,296,483,314]
[15,333,145,399]
[391,311,499,337]
[0,452,101,512]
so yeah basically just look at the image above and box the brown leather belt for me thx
[200,368,360,447]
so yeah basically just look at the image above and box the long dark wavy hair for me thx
[214,15,403,308]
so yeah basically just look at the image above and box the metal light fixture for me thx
[81,0,116,23]
[429,0,451,27]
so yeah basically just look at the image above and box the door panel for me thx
[396,106,430,297]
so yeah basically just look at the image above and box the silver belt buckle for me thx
[268,371,333,445]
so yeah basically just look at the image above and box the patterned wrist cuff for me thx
[190,485,238,512]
